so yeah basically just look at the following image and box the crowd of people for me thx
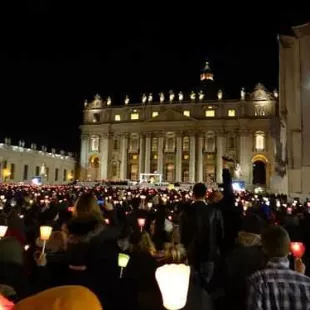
[0,169,310,309]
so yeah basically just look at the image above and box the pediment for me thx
[147,109,195,122]
[250,83,274,101]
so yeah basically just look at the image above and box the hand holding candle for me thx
[290,242,305,258]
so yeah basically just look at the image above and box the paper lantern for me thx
[118,253,130,268]
[105,218,110,225]
[290,242,305,258]
[138,218,145,231]
[147,202,153,209]
[0,225,8,238]
[118,253,130,278]
[156,264,191,310]
[40,226,52,241]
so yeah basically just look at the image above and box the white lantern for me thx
[40,226,52,254]
[138,218,146,231]
[40,226,52,241]
[156,264,191,310]
[0,225,8,238]
[147,202,153,209]
[118,253,130,278]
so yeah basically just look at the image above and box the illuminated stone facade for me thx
[0,140,76,184]
[279,21,310,197]
[80,84,278,189]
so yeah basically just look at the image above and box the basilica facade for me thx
[80,75,279,189]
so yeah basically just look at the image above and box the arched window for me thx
[183,137,189,151]
[90,136,100,152]
[166,136,174,151]
[206,132,215,152]
[255,131,265,151]
[130,138,138,151]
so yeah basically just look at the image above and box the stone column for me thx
[216,132,224,183]
[157,135,164,177]
[144,133,151,174]
[100,133,110,180]
[139,135,145,175]
[239,130,251,185]
[176,133,182,182]
[120,134,128,180]
[197,134,204,182]
[189,134,196,183]
[80,134,89,179]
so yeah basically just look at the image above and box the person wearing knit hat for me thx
[14,286,102,310]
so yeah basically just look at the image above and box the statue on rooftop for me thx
[142,93,147,104]
[159,92,165,103]
[169,90,175,102]
[198,90,204,101]
[178,91,184,102]
[125,95,130,105]
[148,93,153,103]
[190,91,196,100]
[106,97,112,106]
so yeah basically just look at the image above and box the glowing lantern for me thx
[156,264,191,310]
[40,226,52,254]
[138,218,146,231]
[0,225,8,238]
[118,253,130,278]
[290,242,305,258]
[105,218,110,225]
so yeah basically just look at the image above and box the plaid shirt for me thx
[247,257,310,310]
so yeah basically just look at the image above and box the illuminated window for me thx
[131,112,139,120]
[228,109,236,117]
[205,110,215,117]
[93,113,100,123]
[115,114,121,121]
[132,155,138,160]
[152,111,159,118]
[153,154,157,160]
[183,110,190,117]
[255,132,265,151]
[184,154,189,160]
[113,138,120,150]
[90,136,100,152]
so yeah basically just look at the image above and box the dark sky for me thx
[0,2,308,154]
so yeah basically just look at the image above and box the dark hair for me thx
[261,225,290,258]
[192,183,207,200]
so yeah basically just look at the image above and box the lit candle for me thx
[138,218,146,231]
[118,253,130,278]
[40,226,52,254]
[105,218,110,225]
[147,202,153,209]
[0,225,8,238]
[290,242,305,258]
[156,264,191,310]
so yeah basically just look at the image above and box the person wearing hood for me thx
[225,214,265,310]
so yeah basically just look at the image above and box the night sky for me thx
[0,3,308,155]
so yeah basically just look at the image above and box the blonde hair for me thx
[163,243,187,264]
[73,193,104,222]
[130,231,156,255]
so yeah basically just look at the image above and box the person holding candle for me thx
[247,225,310,310]
[180,183,224,287]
